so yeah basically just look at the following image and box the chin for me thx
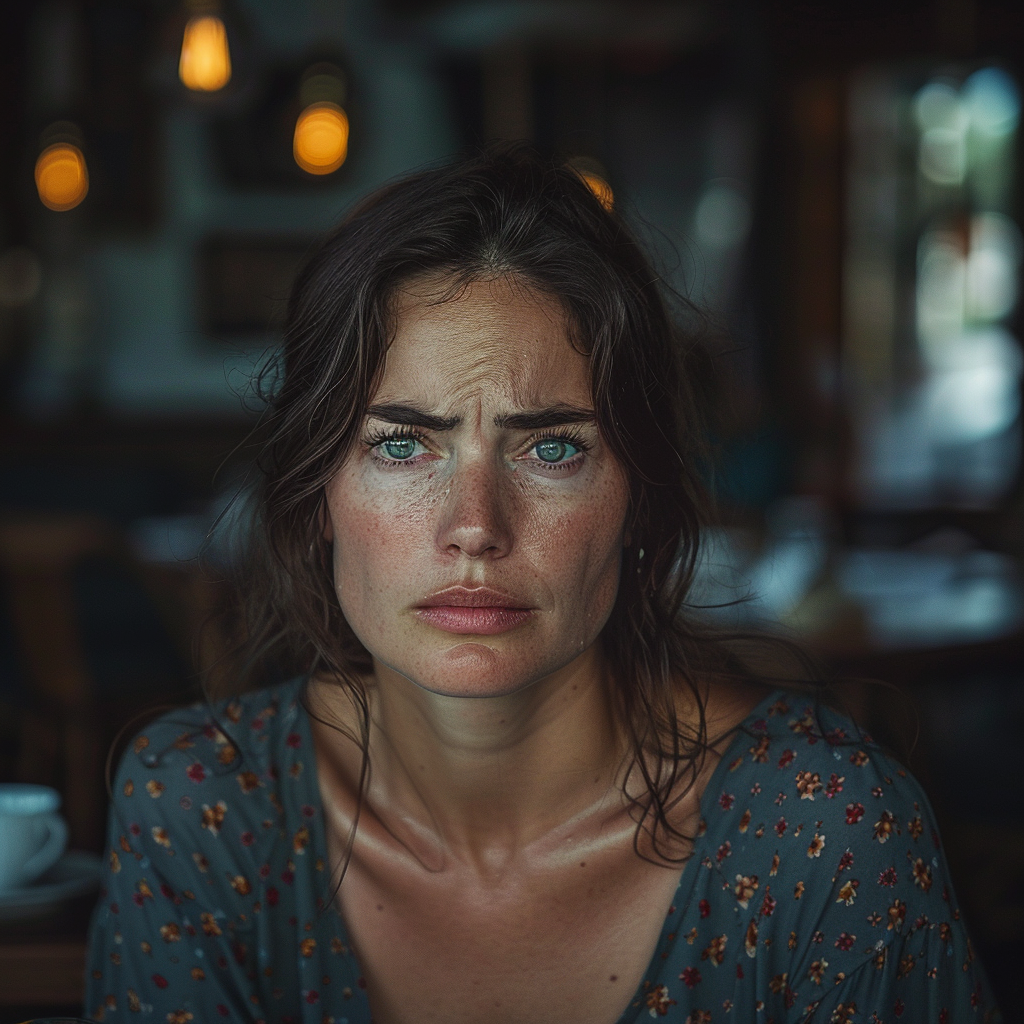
[389,642,563,700]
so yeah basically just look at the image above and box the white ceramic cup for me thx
[0,784,69,891]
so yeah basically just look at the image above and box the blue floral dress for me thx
[85,677,1002,1023]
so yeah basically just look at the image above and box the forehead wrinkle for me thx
[379,276,592,423]
[437,348,585,426]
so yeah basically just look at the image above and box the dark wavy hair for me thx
[235,145,778,869]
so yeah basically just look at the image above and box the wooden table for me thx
[0,889,97,1016]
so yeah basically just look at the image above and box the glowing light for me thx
[580,172,613,210]
[922,327,1022,442]
[293,102,349,175]
[967,213,1022,322]
[34,143,88,211]
[179,16,231,92]
[913,81,962,131]
[964,67,1020,137]
[917,229,966,354]
[914,81,968,186]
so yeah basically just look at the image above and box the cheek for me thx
[329,503,404,649]
[327,473,439,601]
[532,476,629,590]
[326,481,383,601]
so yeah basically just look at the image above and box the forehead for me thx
[373,276,591,410]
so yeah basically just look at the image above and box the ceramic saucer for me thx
[0,851,102,921]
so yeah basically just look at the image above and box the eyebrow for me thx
[495,404,597,430]
[366,403,459,432]
[365,402,597,432]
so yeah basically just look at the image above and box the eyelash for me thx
[363,426,592,472]
[362,425,424,469]
[524,426,591,473]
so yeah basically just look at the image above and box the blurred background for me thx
[0,0,1022,1016]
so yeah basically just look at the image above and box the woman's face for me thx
[323,276,631,699]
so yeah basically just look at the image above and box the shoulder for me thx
[106,677,311,876]
[707,690,938,873]
[696,691,964,993]
[714,689,925,823]
[115,676,309,793]
[88,679,327,1019]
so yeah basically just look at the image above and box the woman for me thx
[86,149,1000,1023]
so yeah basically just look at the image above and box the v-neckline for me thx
[295,677,785,1023]
[611,686,786,1022]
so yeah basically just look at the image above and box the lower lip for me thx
[414,606,533,634]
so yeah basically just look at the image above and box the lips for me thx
[414,586,533,634]
[417,586,528,608]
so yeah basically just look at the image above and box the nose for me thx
[435,456,513,560]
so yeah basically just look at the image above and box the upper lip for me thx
[417,586,531,609]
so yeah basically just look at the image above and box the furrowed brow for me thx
[365,403,461,431]
[494,404,597,430]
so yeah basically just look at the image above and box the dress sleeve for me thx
[789,767,1002,1024]
[84,734,267,1023]
[805,914,997,1023]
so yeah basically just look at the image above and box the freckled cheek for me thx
[329,487,439,608]
[527,497,626,596]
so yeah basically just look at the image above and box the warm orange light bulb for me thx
[35,143,89,211]
[179,15,231,92]
[293,102,349,175]
[581,172,614,211]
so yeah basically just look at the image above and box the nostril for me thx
[435,465,514,558]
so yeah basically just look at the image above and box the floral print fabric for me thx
[86,678,1001,1023]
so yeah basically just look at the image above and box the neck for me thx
[312,647,631,875]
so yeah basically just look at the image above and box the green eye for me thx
[382,438,418,460]
[534,439,579,463]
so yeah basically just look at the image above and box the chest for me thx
[333,845,687,1024]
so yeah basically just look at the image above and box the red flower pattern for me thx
[84,685,998,1023]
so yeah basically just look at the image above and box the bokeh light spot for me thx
[179,16,232,92]
[964,67,1020,137]
[34,143,89,211]
[293,102,349,175]
[580,172,614,210]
